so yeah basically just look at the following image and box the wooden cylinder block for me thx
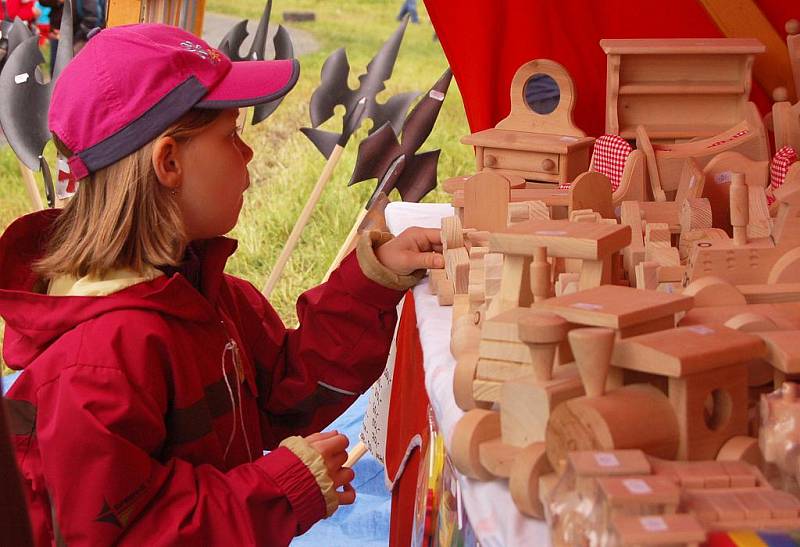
[450,314,482,360]
[545,384,680,471]
[730,173,749,245]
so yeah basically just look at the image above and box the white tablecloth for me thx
[386,202,551,547]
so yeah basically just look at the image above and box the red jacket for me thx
[0,0,36,23]
[0,210,405,546]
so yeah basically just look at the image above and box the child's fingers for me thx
[326,450,348,472]
[405,250,444,271]
[405,227,442,250]
[304,430,339,444]
[337,483,356,506]
[312,433,350,457]
[331,467,355,488]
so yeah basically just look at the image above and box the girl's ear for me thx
[152,136,183,189]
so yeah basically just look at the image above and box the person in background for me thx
[39,0,104,75]
[396,0,419,24]
[0,0,39,26]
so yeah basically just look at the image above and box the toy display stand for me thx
[385,201,550,546]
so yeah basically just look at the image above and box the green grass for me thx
[0,0,473,375]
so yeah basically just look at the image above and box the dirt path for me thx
[202,12,319,58]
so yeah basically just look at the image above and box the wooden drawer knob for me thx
[541,158,556,171]
[484,154,497,167]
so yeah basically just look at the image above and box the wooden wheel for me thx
[716,435,763,467]
[509,442,552,519]
[453,354,491,411]
[450,409,500,480]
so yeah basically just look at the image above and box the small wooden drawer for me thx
[482,147,560,176]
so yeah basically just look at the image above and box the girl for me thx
[0,23,443,546]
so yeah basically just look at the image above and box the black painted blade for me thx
[251,24,295,125]
[393,149,440,203]
[399,68,452,150]
[299,127,340,159]
[308,47,352,128]
[349,123,400,186]
[0,35,51,170]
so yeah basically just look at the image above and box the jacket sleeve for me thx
[34,363,328,546]
[240,235,422,444]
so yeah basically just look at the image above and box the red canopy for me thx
[424,0,796,136]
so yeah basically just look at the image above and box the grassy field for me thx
[0,0,474,373]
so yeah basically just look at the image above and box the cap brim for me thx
[196,58,300,109]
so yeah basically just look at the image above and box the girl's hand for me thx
[374,227,444,275]
[304,431,356,505]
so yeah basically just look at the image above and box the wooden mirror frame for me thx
[496,59,585,138]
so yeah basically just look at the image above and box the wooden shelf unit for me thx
[601,39,765,141]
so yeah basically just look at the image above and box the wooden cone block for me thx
[568,328,615,397]
[518,312,568,381]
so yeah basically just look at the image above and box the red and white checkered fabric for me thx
[589,134,633,191]
[768,146,798,205]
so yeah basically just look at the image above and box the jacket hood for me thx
[0,210,239,370]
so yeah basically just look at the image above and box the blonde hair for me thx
[36,109,221,279]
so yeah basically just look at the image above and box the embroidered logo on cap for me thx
[179,41,221,64]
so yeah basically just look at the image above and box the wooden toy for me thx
[107,0,206,33]
[772,100,800,155]
[600,38,765,141]
[491,219,631,293]
[460,59,594,185]
[635,110,770,205]
[610,325,765,461]
[699,151,769,237]
[789,20,800,100]
[685,179,800,287]
[611,514,706,546]
[462,172,510,231]
[533,285,692,339]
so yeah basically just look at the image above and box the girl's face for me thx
[174,108,254,240]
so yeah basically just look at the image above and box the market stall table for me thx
[384,202,550,546]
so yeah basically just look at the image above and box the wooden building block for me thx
[611,514,706,546]
[441,215,464,252]
[759,489,800,518]
[611,325,765,378]
[494,219,631,260]
[680,197,713,232]
[428,268,445,294]
[436,276,454,306]
[720,461,759,487]
[645,222,671,247]
[735,491,772,520]
[597,475,680,509]
[645,246,680,267]
[758,331,800,374]
[445,247,470,294]
[472,378,501,404]
[703,492,746,521]
[500,367,584,446]
[534,285,693,330]
[463,172,510,232]
[451,409,500,480]
[567,450,652,478]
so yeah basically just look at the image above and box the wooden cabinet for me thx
[601,39,765,141]
[461,130,593,185]
[460,59,594,185]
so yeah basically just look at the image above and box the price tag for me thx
[594,453,620,467]
[535,230,567,236]
[14,73,29,84]
[640,516,668,532]
[715,171,732,184]
[687,325,714,335]
[572,302,603,311]
[429,90,445,101]
[623,479,652,494]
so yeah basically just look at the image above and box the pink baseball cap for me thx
[49,23,300,180]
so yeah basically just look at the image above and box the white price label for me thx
[594,453,620,467]
[640,516,668,532]
[429,90,445,101]
[14,73,29,84]
[535,230,567,236]
[623,479,652,494]
[687,325,714,335]
[715,171,732,184]
[572,302,603,311]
